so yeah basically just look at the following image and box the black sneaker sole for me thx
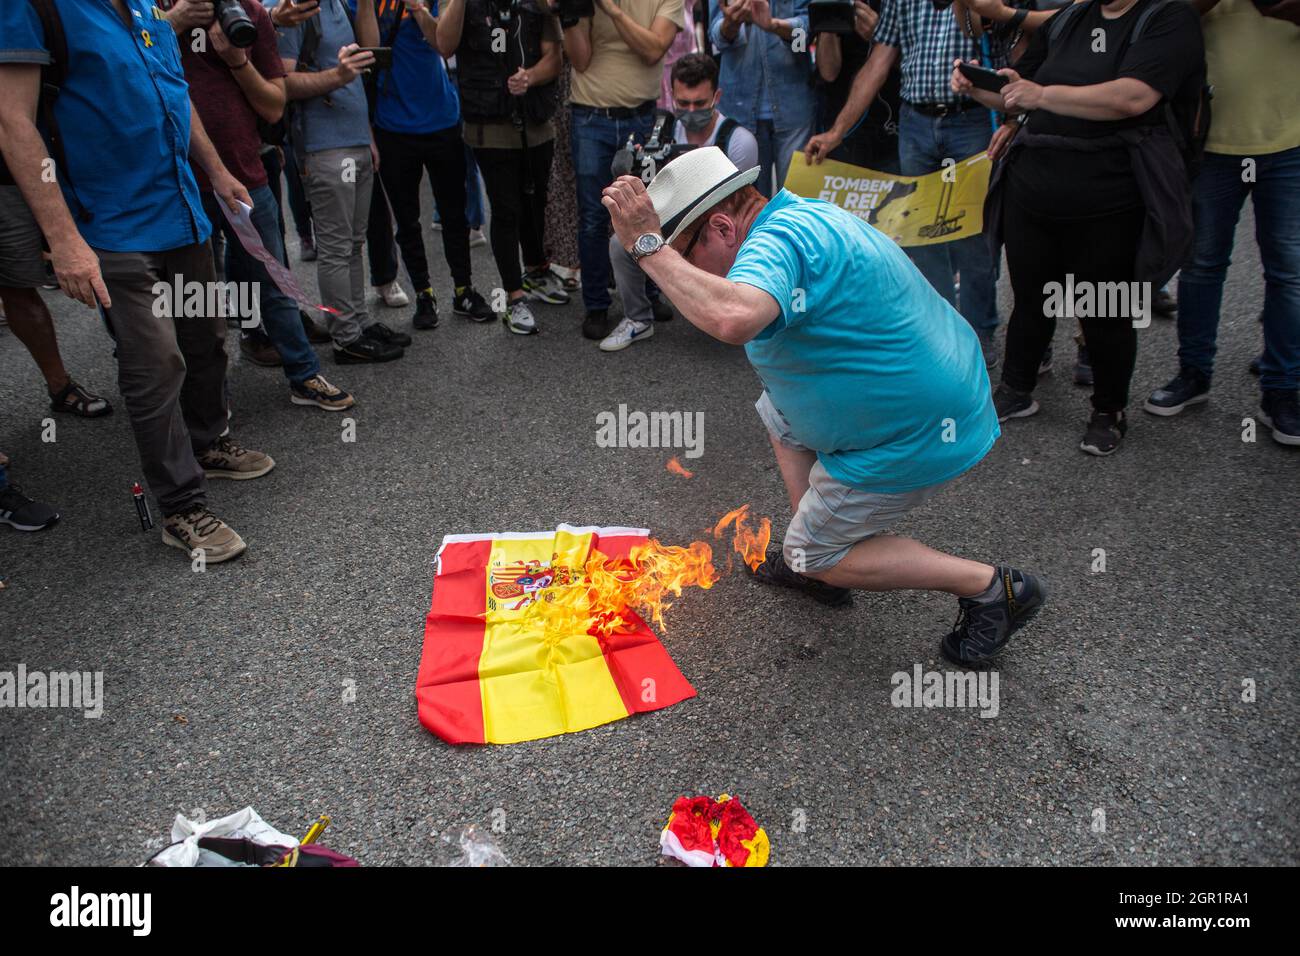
[997,399,1039,423]
[413,317,439,331]
[1143,392,1209,417]
[1257,406,1300,447]
[334,346,404,364]
[453,306,494,323]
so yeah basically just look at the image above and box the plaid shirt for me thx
[876,0,994,107]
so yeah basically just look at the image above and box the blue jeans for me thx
[204,185,320,385]
[571,105,656,312]
[1177,146,1300,392]
[754,116,813,198]
[898,104,998,338]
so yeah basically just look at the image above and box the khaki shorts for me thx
[0,186,46,289]
[756,390,946,573]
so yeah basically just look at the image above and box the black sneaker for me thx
[1080,409,1127,456]
[413,290,439,330]
[364,321,412,349]
[1152,288,1177,319]
[940,567,1046,668]
[1073,341,1093,387]
[582,308,613,340]
[993,383,1039,422]
[0,484,60,532]
[1038,345,1053,377]
[452,287,493,322]
[1258,389,1300,447]
[746,546,853,608]
[1144,366,1210,417]
[650,296,674,322]
[334,336,403,364]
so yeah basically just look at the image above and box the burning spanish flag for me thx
[416,524,703,745]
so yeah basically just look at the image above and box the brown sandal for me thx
[49,379,113,418]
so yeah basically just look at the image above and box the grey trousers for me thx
[95,242,227,516]
[609,233,654,325]
[302,145,374,347]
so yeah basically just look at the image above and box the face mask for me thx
[676,107,714,133]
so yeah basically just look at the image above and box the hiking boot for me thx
[197,435,276,480]
[599,317,653,352]
[364,321,412,349]
[290,374,354,411]
[334,336,403,363]
[0,484,59,532]
[240,334,282,367]
[1073,341,1093,387]
[1080,409,1127,457]
[162,504,246,563]
[1144,366,1210,417]
[413,289,440,330]
[503,298,539,335]
[582,308,613,341]
[993,383,1038,422]
[523,267,570,305]
[941,567,1046,668]
[376,279,409,308]
[300,310,331,344]
[747,546,853,608]
[1258,389,1300,447]
[452,287,493,322]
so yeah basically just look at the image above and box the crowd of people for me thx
[0,0,1295,562]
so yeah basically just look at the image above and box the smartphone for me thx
[356,47,393,71]
[958,62,1010,94]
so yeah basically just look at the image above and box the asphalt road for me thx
[1,200,1295,867]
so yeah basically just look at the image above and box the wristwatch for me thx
[630,232,665,262]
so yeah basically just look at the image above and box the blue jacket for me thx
[708,0,816,131]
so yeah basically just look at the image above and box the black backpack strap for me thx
[1044,0,1091,46]
[27,0,88,221]
[715,118,739,161]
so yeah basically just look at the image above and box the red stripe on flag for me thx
[416,538,492,744]
[590,532,697,716]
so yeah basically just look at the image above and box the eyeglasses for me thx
[681,219,708,261]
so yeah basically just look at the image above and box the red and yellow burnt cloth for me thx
[416,524,697,744]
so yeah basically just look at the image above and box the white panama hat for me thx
[646,146,762,245]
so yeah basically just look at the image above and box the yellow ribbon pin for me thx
[141,29,153,47]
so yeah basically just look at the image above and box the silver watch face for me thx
[634,233,664,257]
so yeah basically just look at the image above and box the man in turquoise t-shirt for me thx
[601,147,1046,666]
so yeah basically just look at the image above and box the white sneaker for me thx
[377,280,409,308]
[599,317,653,352]
[503,298,538,335]
[469,228,487,248]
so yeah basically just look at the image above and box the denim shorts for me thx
[756,390,947,572]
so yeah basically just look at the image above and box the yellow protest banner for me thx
[782,151,992,247]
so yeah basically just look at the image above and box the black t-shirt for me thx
[819,3,902,148]
[1006,0,1204,218]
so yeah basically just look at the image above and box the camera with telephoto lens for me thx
[611,111,696,185]
[215,0,257,48]
[808,0,857,35]
[557,0,595,22]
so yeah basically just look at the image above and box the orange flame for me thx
[522,506,771,638]
[711,504,771,573]
[666,456,694,479]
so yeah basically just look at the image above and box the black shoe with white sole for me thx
[0,484,59,532]
[1258,389,1300,447]
[1080,409,1127,456]
[334,336,403,364]
[1144,366,1210,417]
[452,287,493,322]
[993,383,1039,422]
[364,321,412,349]
[941,567,1047,668]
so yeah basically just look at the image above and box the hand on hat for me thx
[602,175,664,253]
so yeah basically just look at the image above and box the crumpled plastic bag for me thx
[149,807,300,867]
[443,825,510,867]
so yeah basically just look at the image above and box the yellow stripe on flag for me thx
[478,529,628,744]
